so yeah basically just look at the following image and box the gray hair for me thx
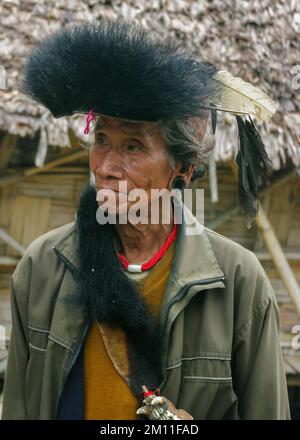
[155,116,215,188]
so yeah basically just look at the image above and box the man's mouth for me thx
[96,185,128,195]
[96,186,129,195]
[97,187,119,192]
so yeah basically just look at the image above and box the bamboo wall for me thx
[0,171,89,334]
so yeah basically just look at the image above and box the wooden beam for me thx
[0,228,26,256]
[0,147,87,187]
[206,204,239,230]
[32,166,88,174]
[25,148,87,176]
[0,166,88,175]
[0,256,20,267]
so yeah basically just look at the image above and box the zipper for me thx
[159,275,226,390]
[54,317,91,419]
[161,275,226,337]
[53,245,92,419]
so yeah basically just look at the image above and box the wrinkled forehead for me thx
[95,114,158,138]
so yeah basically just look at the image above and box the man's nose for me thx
[94,148,124,180]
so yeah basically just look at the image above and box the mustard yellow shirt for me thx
[84,242,175,420]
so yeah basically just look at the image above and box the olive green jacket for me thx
[2,206,290,420]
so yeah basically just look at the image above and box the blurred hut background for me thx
[0,0,300,418]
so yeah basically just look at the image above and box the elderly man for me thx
[2,18,290,420]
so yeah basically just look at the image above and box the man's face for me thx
[89,116,181,219]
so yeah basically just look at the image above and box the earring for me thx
[172,176,185,190]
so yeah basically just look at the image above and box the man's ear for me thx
[184,164,196,187]
[172,164,195,189]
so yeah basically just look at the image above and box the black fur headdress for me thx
[21,19,216,121]
[21,18,276,224]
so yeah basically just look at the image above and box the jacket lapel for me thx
[159,199,226,337]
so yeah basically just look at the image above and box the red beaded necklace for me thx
[117,224,178,273]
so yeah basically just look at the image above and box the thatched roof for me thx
[1,0,300,169]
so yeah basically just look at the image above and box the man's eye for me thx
[126,144,142,152]
[96,133,108,145]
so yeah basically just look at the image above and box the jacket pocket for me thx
[182,352,232,383]
[28,324,49,353]
[177,353,239,420]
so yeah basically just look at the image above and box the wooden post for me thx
[209,153,219,203]
[254,192,271,252]
[0,228,25,256]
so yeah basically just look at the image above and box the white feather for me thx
[209,70,277,123]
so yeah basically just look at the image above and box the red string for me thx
[117,224,178,271]
[118,253,129,268]
[143,390,154,398]
[142,388,160,398]
[83,109,95,135]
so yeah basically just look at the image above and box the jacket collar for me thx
[172,200,225,285]
[54,195,225,289]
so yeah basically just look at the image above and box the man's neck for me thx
[114,208,174,265]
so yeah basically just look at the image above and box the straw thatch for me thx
[0,0,300,169]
